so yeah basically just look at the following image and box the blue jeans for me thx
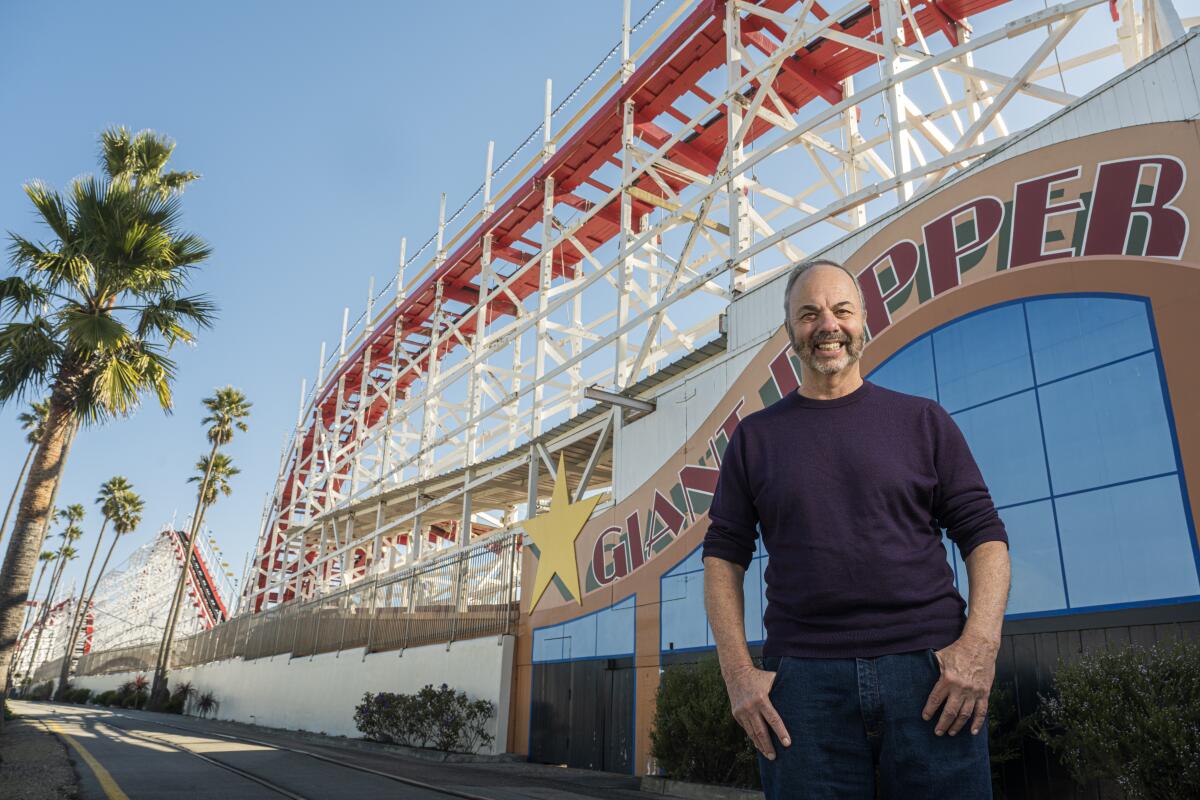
[758,650,991,799]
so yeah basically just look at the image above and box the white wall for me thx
[73,634,515,754]
[613,345,758,503]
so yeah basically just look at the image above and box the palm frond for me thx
[0,275,50,317]
[163,233,213,269]
[0,318,62,405]
[17,397,51,444]
[135,294,216,344]
[100,127,134,180]
[22,181,73,244]
[75,339,177,421]
[59,308,130,352]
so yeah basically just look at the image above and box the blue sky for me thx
[0,0,658,607]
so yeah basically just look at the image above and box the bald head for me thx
[781,259,865,322]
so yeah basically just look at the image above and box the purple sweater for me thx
[702,380,1008,658]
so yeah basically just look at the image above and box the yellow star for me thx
[525,454,602,612]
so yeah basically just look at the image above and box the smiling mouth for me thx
[813,340,846,354]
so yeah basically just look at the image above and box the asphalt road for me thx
[10,701,657,800]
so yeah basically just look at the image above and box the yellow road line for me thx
[44,720,131,800]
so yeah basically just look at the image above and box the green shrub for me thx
[2,698,14,720]
[114,675,150,709]
[28,681,54,701]
[1036,640,1200,800]
[650,656,759,789]
[65,687,92,704]
[167,681,195,715]
[353,685,494,753]
[195,690,219,719]
[94,690,117,706]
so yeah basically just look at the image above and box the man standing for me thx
[703,260,1011,798]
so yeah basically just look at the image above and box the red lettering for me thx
[922,197,1004,293]
[644,490,687,554]
[1084,156,1188,258]
[678,465,719,520]
[768,348,799,396]
[857,240,921,337]
[590,526,628,586]
[1010,168,1083,267]
[625,510,645,572]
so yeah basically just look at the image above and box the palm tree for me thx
[150,387,249,706]
[55,477,138,698]
[0,399,50,549]
[24,507,83,679]
[63,488,142,671]
[21,551,57,634]
[189,453,240,507]
[7,551,55,686]
[43,506,85,610]
[0,127,215,684]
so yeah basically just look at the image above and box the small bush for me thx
[94,690,117,706]
[28,681,54,701]
[353,684,494,753]
[3,699,14,720]
[195,690,219,719]
[115,675,150,709]
[167,681,195,715]
[650,656,759,789]
[65,687,92,704]
[1036,640,1200,800]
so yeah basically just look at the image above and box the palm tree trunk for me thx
[20,560,51,640]
[4,558,51,696]
[0,443,36,551]
[151,439,218,705]
[24,544,71,689]
[68,530,122,675]
[54,518,109,699]
[0,391,78,700]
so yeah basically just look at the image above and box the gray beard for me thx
[791,332,864,376]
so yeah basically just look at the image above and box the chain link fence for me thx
[73,533,522,677]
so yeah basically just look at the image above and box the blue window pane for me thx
[666,545,704,577]
[952,391,1049,507]
[1026,296,1153,383]
[596,596,635,657]
[998,501,1067,614]
[533,624,564,662]
[758,556,768,643]
[868,337,937,401]
[661,572,708,651]
[1039,353,1177,494]
[933,304,1033,412]
[1056,476,1199,608]
[743,557,764,644]
[561,612,597,660]
[943,532,958,590]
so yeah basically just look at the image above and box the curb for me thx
[640,776,764,799]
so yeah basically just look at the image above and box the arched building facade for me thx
[514,111,1200,786]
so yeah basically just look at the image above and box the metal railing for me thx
[73,642,159,677]
[73,533,521,677]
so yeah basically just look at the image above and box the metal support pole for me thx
[725,0,751,294]
[880,0,912,202]
[615,98,635,387]
[418,279,446,481]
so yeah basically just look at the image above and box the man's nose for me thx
[817,311,840,331]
